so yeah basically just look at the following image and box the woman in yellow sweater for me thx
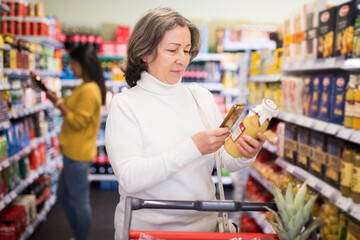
[46,45,106,240]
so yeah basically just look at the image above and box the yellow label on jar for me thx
[341,162,353,187]
[351,166,360,193]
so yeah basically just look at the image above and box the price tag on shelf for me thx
[307,175,319,188]
[4,196,11,204]
[10,191,16,199]
[293,61,301,70]
[313,120,327,132]
[337,128,354,140]
[350,206,360,221]
[350,131,360,143]
[286,165,296,174]
[283,113,293,122]
[320,185,335,198]
[335,197,352,211]
[325,123,341,135]
[325,58,336,68]
[3,160,9,169]
[304,60,314,69]
[0,202,5,210]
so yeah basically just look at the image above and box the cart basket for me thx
[124,196,281,240]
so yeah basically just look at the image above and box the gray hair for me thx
[121,7,201,87]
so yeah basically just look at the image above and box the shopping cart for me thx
[123,196,281,240]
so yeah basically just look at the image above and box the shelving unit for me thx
[192,53,223,62]
[249,167,274,194]
[4,68,62,77]
[19,195,57,240]
[248,74,282,83]
[276,111,360,144]
[247,211,276,234]
[8,102,53,119]
[282,56,346,72]
[275,157,360,222]
[262,141,277,154]
[223,41,276,51]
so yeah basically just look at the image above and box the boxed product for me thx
[309,75,323,118]
[276,122,286,158]
[319,75,336,121]
[334,0,356,58]
[305,0,326,60]
[317,7,337,58]
[296,127,311,170]
[325,137,344,189]
[330,74,349,124]
[281,76,291,112]
[303,75,313,116]
[353,1,360,57]
[13,194,37,226]
[309,131,327,178]
[284,123,298,165]
[283,11,293,63]
[291,5,306,62]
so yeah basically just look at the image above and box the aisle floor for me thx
[30,183,119,240]
[30,183,234,240]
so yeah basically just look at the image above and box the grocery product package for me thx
[317,7,337,58]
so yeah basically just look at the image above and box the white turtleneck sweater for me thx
[105,71,254,239]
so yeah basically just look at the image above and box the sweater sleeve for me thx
[64,85,100,131]
[105,94,202,194]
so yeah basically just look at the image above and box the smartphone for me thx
[220,103,246,129]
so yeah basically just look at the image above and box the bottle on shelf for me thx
[351,151,360,203]
[344,75,358,128]
[341,148,355,197]
[354,79,360,130]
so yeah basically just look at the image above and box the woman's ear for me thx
[141,56,148,63]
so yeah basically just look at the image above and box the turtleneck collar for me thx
[136,71,183,96]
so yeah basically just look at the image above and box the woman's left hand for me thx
[237,132,266,159]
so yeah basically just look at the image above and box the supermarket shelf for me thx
[275,157,360,222]
[247,211,276,234]
[0,3,11,13]
[61,79,128,89]
[212,176,232,185]
[193,53,223,62]
[223,41,276,51]
[19,195,57,240]
[280,56,360,73]
[248,74,282,83]
[276,111,360,144]
[89,174,117,182]
[0,120,11,131]
[221,63,238,71]
[4,68,62,77]
[249,167,274,194]
[105,80,128,88]
[263,141,277,154]
[20,36,64,49]
[0,82,11,90]
[0,129,59,172]
[0,165,47,211]
[183,82,224,92]
[96,139,105,147]
[8,102,53,119]
[61,79,82,87]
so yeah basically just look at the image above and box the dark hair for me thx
[122,7,201,87]
[69,46,106,105]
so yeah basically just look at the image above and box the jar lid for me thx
[262,98,279,117]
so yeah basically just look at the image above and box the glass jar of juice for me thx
[224,98,279,158]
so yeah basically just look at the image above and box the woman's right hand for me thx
[192,128,230,155]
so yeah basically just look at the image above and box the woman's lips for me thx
[171,70,183,75]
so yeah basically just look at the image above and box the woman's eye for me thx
[168,50,176,53]
[184,50,190,55]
